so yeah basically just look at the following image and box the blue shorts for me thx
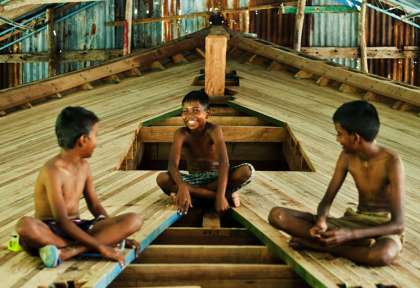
[43,217,104,241]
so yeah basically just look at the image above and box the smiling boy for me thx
[16,106,143,268]
[268,100,404,266]
[156,90,255,214]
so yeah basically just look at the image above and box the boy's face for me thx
[80,123,98,158]
[181,101,208,131]
[335,123,357,153]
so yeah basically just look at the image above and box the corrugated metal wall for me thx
[311,0,359,69]
[366,7,418,85]
[21,1,116,84]
[115,0,162,49]
[249,3,312,49]
[246,0,418,85]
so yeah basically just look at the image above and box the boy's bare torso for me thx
[346,147,396,212]
[35,156,88,220]
[180,123,219,173]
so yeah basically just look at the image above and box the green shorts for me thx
[327,208,403,250]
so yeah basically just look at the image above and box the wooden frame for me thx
[229,35,420,107]
[0,31,205,111]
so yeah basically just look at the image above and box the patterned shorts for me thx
[180,163,255,194]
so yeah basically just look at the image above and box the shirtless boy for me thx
[16,106,143,268]
[269,100,404,266]
[156,90,255,214]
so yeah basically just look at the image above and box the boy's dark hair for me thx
[55,106,99,149]
[333,100,379,142]
[182,90,209,110]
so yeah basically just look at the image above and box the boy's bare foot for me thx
[125,239,141,256]
[231,192,240,207]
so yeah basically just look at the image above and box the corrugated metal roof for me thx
[337,0,419,13]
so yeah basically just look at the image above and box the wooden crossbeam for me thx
[138,245,277,264]
[150,116,267,126]
[140,126,287,143]
[118,263,294,281]
[153,227,260,245]
[0,30,205,111]
[301,46,419,59]
[0,0,102,11]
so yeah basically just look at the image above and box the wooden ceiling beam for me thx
[0,0,102,12]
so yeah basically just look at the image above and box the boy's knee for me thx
[231,164,253,184]
[16,216,37,237]
[367,240,400,266]
[268,207,286,228]
[156,172,168,187]
[125,213,143,233]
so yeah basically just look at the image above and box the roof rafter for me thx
[0,0,102,12]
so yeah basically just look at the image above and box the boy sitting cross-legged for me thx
[269,100,404,266]
[157,90,255,214]
[16,106,143,268]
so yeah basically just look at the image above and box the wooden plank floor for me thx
[0,58,419,287]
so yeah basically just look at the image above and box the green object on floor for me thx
[7,234,22,252]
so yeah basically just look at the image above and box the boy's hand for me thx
[320,228,354,246]
[176,184,192,215]
[215,196,230,213]
[309,219,328,239]
[98,244,125,267]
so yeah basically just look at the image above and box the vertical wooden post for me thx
[46,8,57,77]
[205,34,227,97]
[294,0,306,52]
[124,0,133,55]
[359,0,368,73]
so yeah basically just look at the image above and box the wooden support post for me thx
[195,47,205,58]
[79,83,94,90]
[123,0,133,55]
[151,61,165,71]
[294,70,313,79]
[362,91,377,101]
[205,34,227,97]
[392,101,404,110]
[103,74,121,84]
[316,76,329,87]
[202,212,221,229]
[21,102,32,109]
[46,8,57,77]
[294,0,306,52]
[267,61,285,71]
[359,0,368,73]
[339,83,359,94]
[125,68,142,77]
[171,53,188,64]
